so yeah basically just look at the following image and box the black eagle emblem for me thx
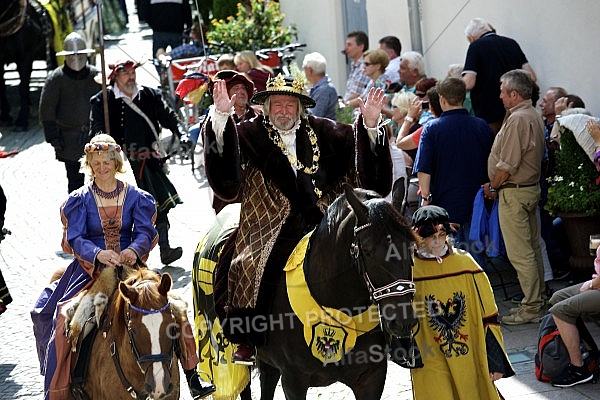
[315,330,341,358]
[425,292,469,358]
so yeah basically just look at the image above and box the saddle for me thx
[0,0,27,38]
[64,264,137,400]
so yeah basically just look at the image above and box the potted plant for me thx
[545,122,600,278]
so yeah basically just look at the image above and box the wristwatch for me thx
[420,193,432,202]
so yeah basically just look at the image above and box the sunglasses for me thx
[415,92,427,98]
[363,62,377,66]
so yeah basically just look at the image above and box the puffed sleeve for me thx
[127,189,158,261]
[202,115,242,201]
[61,192,102,276]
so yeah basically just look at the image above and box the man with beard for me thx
[203,74,392,364]
[89,60,191,267]
[39,32,100,193]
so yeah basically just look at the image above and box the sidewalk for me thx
[1,13,599,400]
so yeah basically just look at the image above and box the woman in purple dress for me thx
[30,134,215,400]
[31,134,158,399]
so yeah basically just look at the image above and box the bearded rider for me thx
[202,74,392,364]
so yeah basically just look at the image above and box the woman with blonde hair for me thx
[345,48,391,110]
[234,50,273,92]
[31,134,215,400]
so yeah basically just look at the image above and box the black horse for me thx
[0,0,54,131]
[193,184,418,399]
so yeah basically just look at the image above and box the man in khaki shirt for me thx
[484,69,545,325]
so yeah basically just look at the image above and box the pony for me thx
[0,0,54,131]
[193,183,418,399]
[81,268,181,399]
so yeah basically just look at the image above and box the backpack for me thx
[534,313,599,383]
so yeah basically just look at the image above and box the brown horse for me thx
[83,268,181,399]
[194,183,418,399]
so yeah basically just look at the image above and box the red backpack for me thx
[534,314,598,382]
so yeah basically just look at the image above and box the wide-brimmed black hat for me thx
[250,74,315,108]
[209,70,255,97]
[411,205,454,238]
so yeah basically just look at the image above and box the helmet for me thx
[56,32,95,56]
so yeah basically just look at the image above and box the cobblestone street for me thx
[1,11,599,400]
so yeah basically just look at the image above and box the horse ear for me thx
[119,281,138,304]
[159,273,172,295]
[344,184,369,224]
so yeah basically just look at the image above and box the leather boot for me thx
[184,369,216,399]
[156,217,182,265]
[232,343,256,365]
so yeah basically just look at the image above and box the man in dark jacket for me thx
[139,0,192,58]
[89,60,191,266]
[39,32,100,193]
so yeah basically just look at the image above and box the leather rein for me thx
[102,283,176,399]
[350,222,416,302]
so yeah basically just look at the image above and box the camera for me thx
[421,101,429,110]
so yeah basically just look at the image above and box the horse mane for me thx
[112,268,165,335]
[323,188,415,241]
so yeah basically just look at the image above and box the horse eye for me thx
[386,234,392,244]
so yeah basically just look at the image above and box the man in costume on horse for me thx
[203,74,392,364]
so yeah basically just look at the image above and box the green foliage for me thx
[336,106,354,124]
[207,0,297,51]
[545,126,600,216]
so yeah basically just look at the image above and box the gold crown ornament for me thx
[251,73,316,108]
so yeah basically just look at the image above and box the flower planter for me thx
[559,212,600,280]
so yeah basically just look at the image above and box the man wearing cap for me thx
[89,60,191,266]
[409,205,514,399]
[39,32,99,193]
[206,70,256,214]
[203,74,392,364]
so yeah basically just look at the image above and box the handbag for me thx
[121,96,170,174]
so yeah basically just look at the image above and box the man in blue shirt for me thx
[303,52,338,120]
[414,77,494,268]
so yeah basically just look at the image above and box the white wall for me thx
[280,0,600,116]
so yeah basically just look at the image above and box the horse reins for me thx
[351,222,420,367]
[103,281,176,399]
[351,222,416,302]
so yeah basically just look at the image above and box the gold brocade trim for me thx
[284,233,380,364]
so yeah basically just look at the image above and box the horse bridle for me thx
[350,222,416,302]
[107,287,176,399]
[350,222,420,367]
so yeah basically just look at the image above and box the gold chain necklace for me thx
[264,116,320,175]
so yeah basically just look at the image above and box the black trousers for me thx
[64,160,85,194]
